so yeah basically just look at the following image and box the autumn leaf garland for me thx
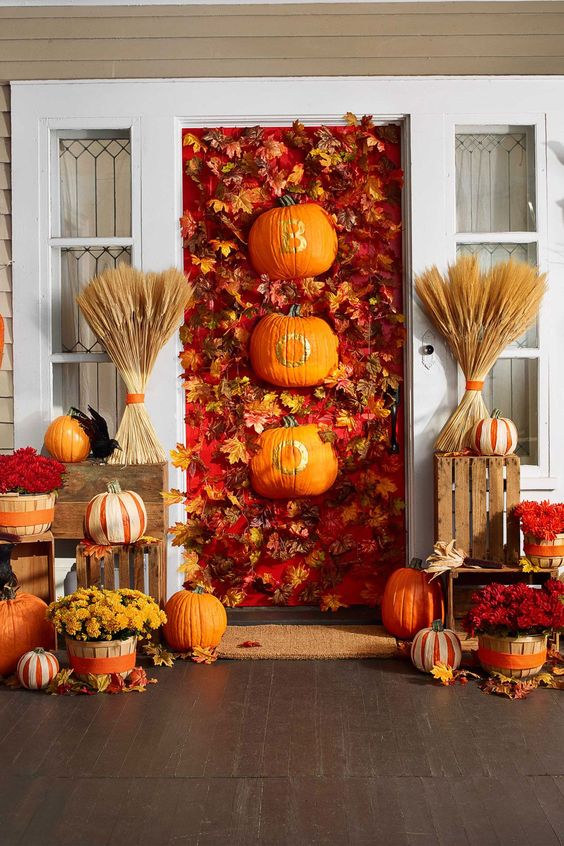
[172,116,405,609]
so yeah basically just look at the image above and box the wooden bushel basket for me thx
[523,533,564,569]
[0,493,56,538]
[66,635,137,682]
[477,633,547,679]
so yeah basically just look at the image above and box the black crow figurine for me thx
[0,543,16,596]
[70,406,121,461]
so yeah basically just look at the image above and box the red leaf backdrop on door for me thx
[175,117,405,610]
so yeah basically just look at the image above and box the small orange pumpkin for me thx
[250,304,338,387]
[44,414,90,462]
[17,647,60,689]
[381,559,444,640]
[0,573,55,677]
[248,195,338,280]
[469,408,518,456]
[250,415,338,499]
[84,480,147,545]
[163,586,227,651]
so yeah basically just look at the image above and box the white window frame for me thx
[11,77,564,590]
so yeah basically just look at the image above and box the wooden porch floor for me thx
[1,657,564,846]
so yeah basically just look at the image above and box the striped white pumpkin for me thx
[411,620,462,673]
[85,480,147,545]
[470,409,518,456]
[16,648,59,689]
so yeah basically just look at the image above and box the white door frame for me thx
[11,76,564,594]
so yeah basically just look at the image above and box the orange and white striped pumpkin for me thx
[411,620,462,673]
[469,409,518,456]
[84,480,147,545]
[16,647,59,689]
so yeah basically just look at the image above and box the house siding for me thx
[1,2,563,451]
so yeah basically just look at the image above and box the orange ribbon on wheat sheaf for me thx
[0,508,55,527]
[465,380,484,391]
[126,393,145,404]
[523,543,564,557]
[478,647,546,670]
[68,653,136,674]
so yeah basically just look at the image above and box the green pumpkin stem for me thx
[107,480,122,495]
[408,557,423,570]
[278,194,296,207]
[282,415,299,428]
[288,304,301,317]
[491,409,502,420]
[192,586,206,595]
[431,620,444,632]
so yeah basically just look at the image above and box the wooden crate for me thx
[53,461,168,541]
[1,532,55,603]
[75,541,165,606]
[434,454,520,564]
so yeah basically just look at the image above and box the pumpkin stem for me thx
[282,415,299,428]
[107,480,122,495]
[491,409,502,420]
[431,620,444,632]
[288,304,301,317]
[408,557,423,570]
[192,586,205,595]
[278,194,296,207]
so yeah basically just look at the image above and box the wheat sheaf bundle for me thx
[77,266,193,465]
[415,256,546,453]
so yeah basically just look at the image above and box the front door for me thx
[178,119,406,610]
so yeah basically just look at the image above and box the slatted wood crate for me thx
[1,532,55,603]
[75,541,165,606]
[434,454,520,564]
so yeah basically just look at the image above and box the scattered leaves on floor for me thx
[237,641,262,648]
[143,642,175,667]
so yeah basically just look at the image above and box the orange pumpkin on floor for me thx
[248,195,338,280]
[0,557,55,676]
[163,586,227,651]
[250,415,338,499]
[44,414,91,462]
[249,305,338,387]
[381,559,444,640]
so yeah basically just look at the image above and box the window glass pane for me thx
[482,358,538,465]
[53,361,124,439]
[57,246,131,354]
[456,242,538,347]
[59,135,131,238]
[456,130,534,232]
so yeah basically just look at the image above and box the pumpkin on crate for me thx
[249,305,338,387]
[410,620,462,673]
[469,409,518,456]
[84,480,147,545]
[381,558,444,640]
[16,647,59,689]
[44,413,91,462]
[248,195,338,280]
[163,586,227,652]
[0,551,55,677]
[250,415,338,499]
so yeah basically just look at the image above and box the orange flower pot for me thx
[66,635,137,682]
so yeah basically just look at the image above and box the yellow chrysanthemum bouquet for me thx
[47,587,166,642]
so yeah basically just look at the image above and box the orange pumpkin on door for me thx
[250,415,338,499]
[44,414,91,462]
[381,559,444,640]
[250,305,338,388]
[248,196,338,280]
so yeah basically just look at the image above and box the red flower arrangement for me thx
[514,500,564,541]
[0,447,66,495]
[463,580,564,638]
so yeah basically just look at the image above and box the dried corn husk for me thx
[425,540,467,580]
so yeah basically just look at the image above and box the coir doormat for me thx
[218,624,476,660]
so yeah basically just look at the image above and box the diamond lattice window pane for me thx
[482,358,538,465]
[59,137,131,238]
[456,131,534,233]
[456,242,538,347]
[58,246,131,354]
